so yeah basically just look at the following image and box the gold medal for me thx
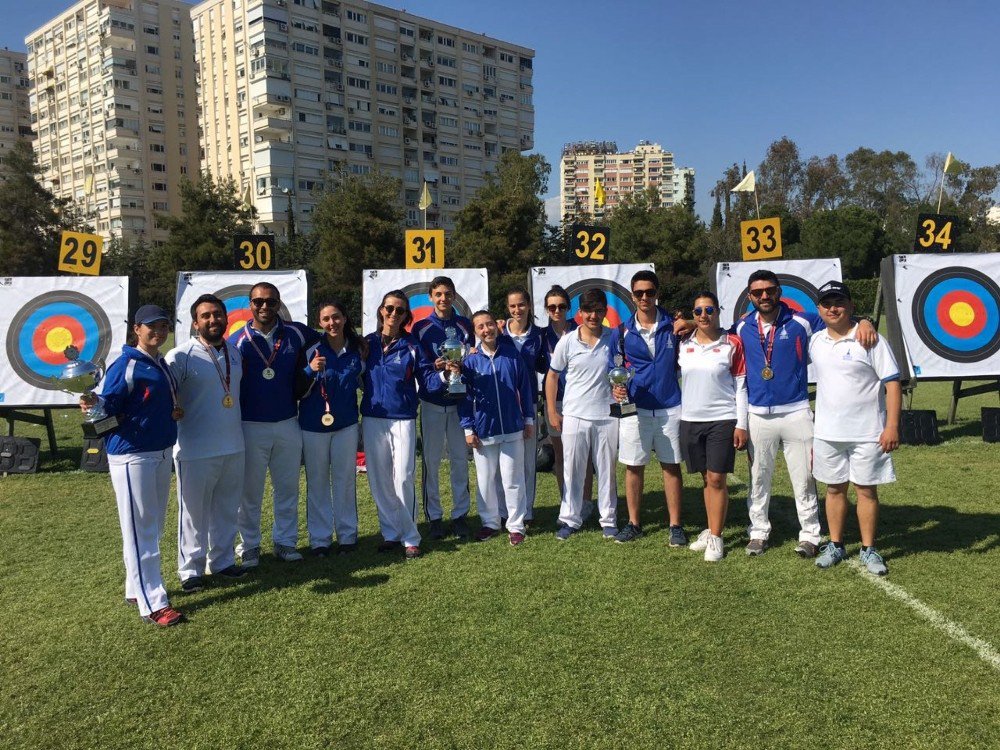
[172,407,185,421]
[761,366,774,380]
[321,413,335,427]
[223,394,234,408]
[262,367,275,380]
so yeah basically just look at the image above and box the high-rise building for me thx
[559,140,693,223]
[191,0,535,234]
[26,0,201,244]
[0,50,34,169]
[673,166,695,210]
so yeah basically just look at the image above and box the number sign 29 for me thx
[740,217,783,261]
[58,231,104,276]
[405,229,445,269]
[234,235,275,270]
[569,224,610,263]
[913,213,958,252]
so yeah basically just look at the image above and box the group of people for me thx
[84,269,902,628]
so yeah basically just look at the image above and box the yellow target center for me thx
[949,302,975,328]
[46,326,74,353]
[228,321,247,336]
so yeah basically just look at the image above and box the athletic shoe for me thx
[614,523,644,544]
[404,545,421,560]
[274,544,303,562]
[377,540,401,553]
[602,527,619,540]
[509,532,526,546]
[704,534,725,562]
[815,543,846,569]
[860,547,889,576]
[216,565,247,579]
[124,597,138,607]
[337,543,357,555]
[745,539,768,556]
[143,606,184,627]
[240,546,260,569]
[689,529,712,552]
[555,525,578,541]
[312,546,332,558]
[475,526,500,542]
[668,525,689,548]
[181,576,205,593]
[500,517,508,530]
[451,515,472,540]
[795,540,819,559]
[428,519,446,540]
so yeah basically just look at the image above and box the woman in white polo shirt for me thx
[677,292,749,561]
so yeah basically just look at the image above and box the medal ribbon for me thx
[246,325,284,370]
[201,339,232,397]
[756,316,778,371]
[318,356,332,418]
[148,353,179,411]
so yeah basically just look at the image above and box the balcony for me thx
[252,92,292,113]
[254,116,292,137]
[101,27,134,48]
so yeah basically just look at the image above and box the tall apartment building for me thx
[192,0,535,234]
[26,0,201,244]
[0,50,34,169]
[673,166,695,209]
[560,140,693,222]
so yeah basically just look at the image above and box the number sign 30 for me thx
[233,235,275,270]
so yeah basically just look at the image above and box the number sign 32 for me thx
[58,231,104,276]
[570,224,610,263]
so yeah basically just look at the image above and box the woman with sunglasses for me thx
[360,291,435,560]
[300,299,366,557]
[677,292,748,562]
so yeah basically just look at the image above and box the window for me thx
[438,115,457,128]
[353,56,369,68]
[436,55,456,68]
[152,163,167,172]
[375,38,396,53]
[500,51,515,63]
[461,42,478,53]
[349,120,371,132]
[375,82,397,95]
[291,18,319,32]
[149,143,165,152]
[291,42,320,55]
[377,105,396,116]
[378,125,399,137]
[437,35,454,47]
[346,9,366,22]
[437,75,456,88]
[345,31,367,45]
[349,142,372,155]
[346,76,369,90]
[376,61,396,74]
[152,182,167,191]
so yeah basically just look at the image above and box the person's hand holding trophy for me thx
[609,354,636,419]
[51,345,120,438]
[435,326,468,397]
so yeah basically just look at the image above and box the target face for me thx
[732,274,820,321]
[210,284,293,339]
[910,267,1000,363]
[6,291,113,390]
[400,282,474,331]
[563,279,636,328]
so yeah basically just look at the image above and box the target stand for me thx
[0,407,59,458]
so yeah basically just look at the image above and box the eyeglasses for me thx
[546,303,569,312]
[383,304,408,316]
[632,289,657,299]
[693,306,717,316]
[748,286,779,299]
[250,298,279,308]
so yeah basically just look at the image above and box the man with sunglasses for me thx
[735,270,876,558]
[608,270,686,546]
[230,282,319,567]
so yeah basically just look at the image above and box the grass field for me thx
[2,380,1000,749]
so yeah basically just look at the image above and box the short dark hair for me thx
[506,286,531,306]
[471,309,494,324]
[692,290,719,307]
[377,289,413,330]
[578,288,608,312]
[249,281,280,299]
[544,285,570,307]
[428,276,456,293]
[190,293,225,321]
[747,269,779,288]
[631,270,659,291]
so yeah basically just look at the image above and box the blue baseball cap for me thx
[134,304,170,325]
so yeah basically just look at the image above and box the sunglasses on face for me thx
[632,289,657,299]
[250,298,279,308]
[693,306,717,316]
[749,286,779,299]
[383,304,408,316]
[546,303,569,312]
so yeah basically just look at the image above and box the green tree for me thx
[103,234,153,297]
[756,136,802,210]
[799,205,888,277]
[800,154,848,216]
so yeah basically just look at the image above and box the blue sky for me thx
[6,0,999,221]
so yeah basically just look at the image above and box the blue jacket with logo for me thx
[298,338,364,433]
[98,345,178,455]
[360,332,440,419]
[498,321,546,405]
[458,340,534,440]
[606,308,681,410]
[411,312,474,407]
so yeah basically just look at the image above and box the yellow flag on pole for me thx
[943,152,962,175]
[731,171,756,193]
[418,181,433,210]
[242,183,253,208]
[594,177,606,208]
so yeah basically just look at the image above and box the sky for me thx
[6,0,999,222]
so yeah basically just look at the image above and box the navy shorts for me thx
[680,419,737,474]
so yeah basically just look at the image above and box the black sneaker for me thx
[337,543,357,555]
[428,519,446,540]
[451,515,472,540]
[312,545,332,558]
[614,523,644,544]
[377,540,401,553]
[181,576,205,593]
[216,564,248,579]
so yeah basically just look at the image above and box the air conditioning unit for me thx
[336,84,344,91]
[348,107,354,113]
[404,137,411,144]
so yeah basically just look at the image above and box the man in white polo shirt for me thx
[545,288,618,539]
[809,281,901,576]
[166,294,246,591]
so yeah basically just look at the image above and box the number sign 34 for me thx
[58,231,104,276]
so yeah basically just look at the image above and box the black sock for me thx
[833,541,846,551]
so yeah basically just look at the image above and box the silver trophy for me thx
[51,346,120,438]
[608,356,636,418]
[434,326,468,397]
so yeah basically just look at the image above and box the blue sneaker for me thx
[614,523,644,544]
[860,547,888,576]
[602,526,618,540]
[668,525,689,548]
[555,525,578,541]
[815,542,846,569]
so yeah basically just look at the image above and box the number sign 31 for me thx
[405,229,445,269]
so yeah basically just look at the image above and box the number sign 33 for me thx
[740,218,783,261]
[570,224,610,263]
[233,235,274,270]
[58,231,104,276]
[405,229,445,269]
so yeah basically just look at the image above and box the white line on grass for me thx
[848,559,1000,672]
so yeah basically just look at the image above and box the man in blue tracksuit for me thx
[410,275,475,540]
[608,270,687,546]
[455,311,535,546]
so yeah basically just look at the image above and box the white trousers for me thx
[302,424,359,547]
[476,437,527,533]
[558,416,619,530]
[747,409,821,544]
[238,418,303,550]
[363,417,421,548]
[420,402,471,521]
[175,451,244,581]
[108,449,172,617]
[494,430,537,520]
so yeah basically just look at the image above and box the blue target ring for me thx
[733,274,820,321]
[400,283,473,331]
[206,284,291,339]
[912,267,1000,363]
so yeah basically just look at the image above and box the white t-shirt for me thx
[678,332,749,428]
[636,311,659,358]
[549,326,613,420]
[809,325,900,442]
[166,338,245,460]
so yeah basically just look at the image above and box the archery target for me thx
[400,282,474,331]
[0,277,130,406]
[714,259,842,328]
[362,268,489,334]
[174,270,308,346]
[529,264,653,328]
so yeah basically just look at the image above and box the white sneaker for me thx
[274,544,303,562]
[704,534,725,562]
[689,528,711,552]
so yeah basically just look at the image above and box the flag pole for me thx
[936,168,945,214]
[753,188,760,220]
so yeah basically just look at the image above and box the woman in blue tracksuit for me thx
[300,299,365,557]
[360,290,436,560]
[81,304,181,627]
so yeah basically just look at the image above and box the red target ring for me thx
[935,290,987,339]
[31,315,86,365]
